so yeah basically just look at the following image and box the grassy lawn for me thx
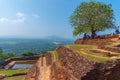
[68,44,117,62]
[80,51,111,62]
[0,68,29,76]
[4,75,25,80]
[68,44,98,55]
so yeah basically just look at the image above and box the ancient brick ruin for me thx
[25,46,120,80]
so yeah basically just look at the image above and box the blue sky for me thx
[0,0,119,39]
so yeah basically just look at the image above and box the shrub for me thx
[21,52,38,56]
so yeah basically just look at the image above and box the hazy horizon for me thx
[0,35,75,40]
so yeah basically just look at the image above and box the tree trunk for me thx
[91,30,96,39]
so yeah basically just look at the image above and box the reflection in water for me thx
[12,64,33,69]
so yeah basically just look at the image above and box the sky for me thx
[0,0,119,39]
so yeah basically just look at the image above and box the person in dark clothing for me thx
[83,33,87,40]
[115,26,120,34]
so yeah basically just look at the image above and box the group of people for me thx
[83,26,120,40]
[83,33,99,40]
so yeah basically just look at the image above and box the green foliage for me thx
[70,1,115,36]
[22,52,38,56]
[0,48,3,54]
[0,48,15,60]
[0,53,15,60]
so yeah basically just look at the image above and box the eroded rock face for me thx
[25,46,120,80]
[56,46,96,80]
[81,60,120,80]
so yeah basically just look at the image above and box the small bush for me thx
[21,52,38,56]
[0,48,3,54]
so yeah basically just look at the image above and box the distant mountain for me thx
[45,35,74,41]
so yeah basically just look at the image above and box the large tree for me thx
[70,1,115,39]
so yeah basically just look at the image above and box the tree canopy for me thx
[70,1,115,38]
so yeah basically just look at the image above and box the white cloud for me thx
[0,18,9,22]
[0,12,40,24]
[0,12,26,24]
[16,12,25,17]
[0,17,25,24]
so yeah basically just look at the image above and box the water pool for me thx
[11,64,33,69]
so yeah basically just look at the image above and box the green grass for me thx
[0,68,29,76]
[80,51,111,62]
[4,75,25,80]
[51,51,62,68]
[52,51,59,64]
[68,44,116,62]
[86,50,107,57]
[69,44,92,50]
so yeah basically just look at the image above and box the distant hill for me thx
[45,35,74,41]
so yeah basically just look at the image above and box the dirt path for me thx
[36,57,51,80]
[80,50,120,60]
[92,48,117,54]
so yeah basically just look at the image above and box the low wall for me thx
[0,55,41,69]
[75,39,112,45]
[75,34,120,45]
